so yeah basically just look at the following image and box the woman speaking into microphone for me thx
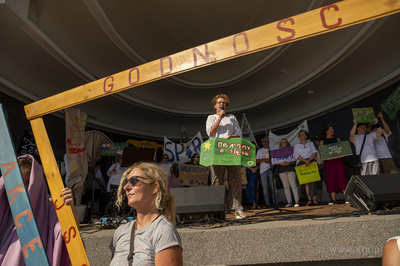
[205,94,245,220]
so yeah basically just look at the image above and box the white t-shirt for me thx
[206,114,242,138]
[158,163,173,178]
[293,142,318,164]
[107,163,126,192]
[351,133,378,163]
[256,148,270,174]
[374,131,392,159]
[109,215,182,266]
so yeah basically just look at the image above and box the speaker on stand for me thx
[344,174,400,212]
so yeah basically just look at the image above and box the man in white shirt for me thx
[256,138,278,207]
[350,117,383,175]
[372,112,398,174]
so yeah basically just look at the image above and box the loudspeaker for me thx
[344,174,400,212]
[170,186,226,220]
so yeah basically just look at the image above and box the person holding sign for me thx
[109,162,182,265]
[107,157,129,215]
[205,94,246,220]
[276,138,299,208]
[185,153,200,165]
[0,155,77,266]
[293,130,318,206]
[373,112,398,174]
[350,117,383,175]
[318,125,348,205]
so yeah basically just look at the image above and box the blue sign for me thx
[0,104,50,266]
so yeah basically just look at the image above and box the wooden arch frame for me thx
[23,1,400,264]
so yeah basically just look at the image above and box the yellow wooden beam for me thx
[24,0,400,120]
[30,118,90,266]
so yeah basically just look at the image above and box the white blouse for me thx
[293,142,318,164]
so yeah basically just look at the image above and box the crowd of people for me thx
[1,92,399,265]
[245,110,398,210]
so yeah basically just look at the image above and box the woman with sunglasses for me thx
[109,162,183,266]
[186,153,200,165]
[159,154,175,178]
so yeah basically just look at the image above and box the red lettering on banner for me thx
[22,237,43,258]
[320,5,342,29]
[193,44,210,66]
[233,33,249,54]
[129,67,139,85]
[1,161,17,178]
[103,76,114,93]
[219,148,224,153]
[15,210,34,228]
[277,18,296,42]
[160,57,172,76]
[233,149,240,156]
[63,226,77,244]
[217,141,223,148]
[54,193,65,210]
[8,183,25,205]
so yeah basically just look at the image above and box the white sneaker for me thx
[235,210,246,220]
[294,204,300,207]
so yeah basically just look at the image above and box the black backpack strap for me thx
[359,133,367,157]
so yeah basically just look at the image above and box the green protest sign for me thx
[381,85,400,120]
[101,142,128,156]
[319,141,353,161]
[200,138,256,167]
[295,161,321,185]
[352,107,375,123]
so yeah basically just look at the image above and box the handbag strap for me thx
[127,221,136,266]
[359,133,367,157]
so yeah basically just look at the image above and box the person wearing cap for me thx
[206,93,246,220]
[372,112,398,174]
[256,137,277,208]
[350,117,383,175]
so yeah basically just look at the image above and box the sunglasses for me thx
[123,175,153,187]
[163,156,168,159]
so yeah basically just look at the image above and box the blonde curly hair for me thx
[115,162,176,226]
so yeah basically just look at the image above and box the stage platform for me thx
[80,203,400,265]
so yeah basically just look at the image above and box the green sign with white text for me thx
[352,107,375,123]
[200,138,256,167]
[319,141,353,161]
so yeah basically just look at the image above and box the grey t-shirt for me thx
[109,215,182,266]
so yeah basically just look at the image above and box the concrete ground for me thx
[80,203,400,265]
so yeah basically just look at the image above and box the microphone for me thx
[220,107,225,118]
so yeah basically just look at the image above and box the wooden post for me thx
[30,118,90,266]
